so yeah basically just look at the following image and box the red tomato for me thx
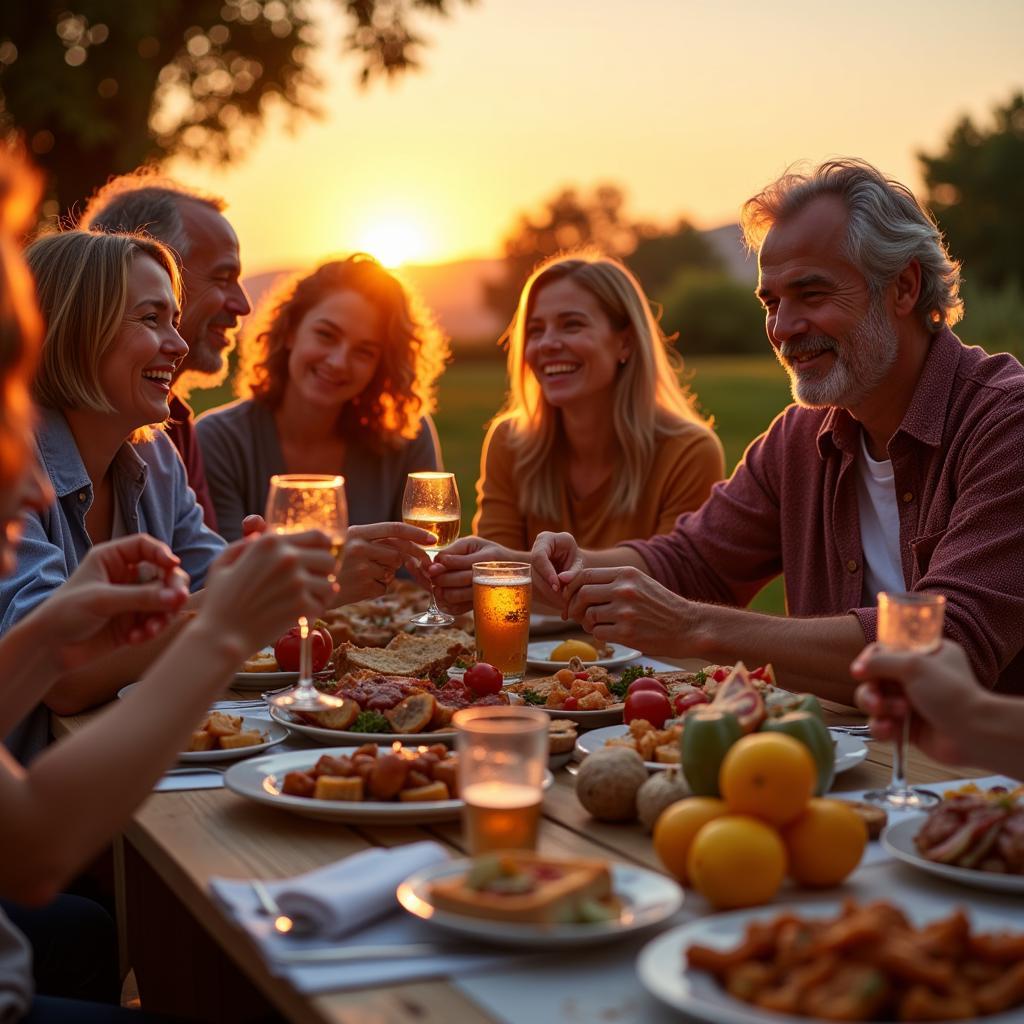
[627,677,668,697]
[274,625,332,673]
[562,696,579,711]
[574,672,590,680]
[464,662,503,697]
[711,667,730,683]
[673,689,710,716]
[624,689,672,729]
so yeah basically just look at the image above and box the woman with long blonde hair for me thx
[431,251,724,611]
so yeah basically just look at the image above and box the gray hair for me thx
[79,172,226,263]
[741,158,963,331]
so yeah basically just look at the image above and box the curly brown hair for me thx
[237,255,449,450]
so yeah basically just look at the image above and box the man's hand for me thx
[561,565,696,655]
[427,536,518,615]
[44,535,191,670]
[530,531,584,609]
[851,640,982,766]
[336,523,434,605]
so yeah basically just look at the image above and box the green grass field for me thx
[191,354,793,613]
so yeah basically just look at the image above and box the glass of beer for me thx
[264,474,348,712]
[473,561,532,683]
[865,591,946,811]
[454,705,548,855]
[402,471,461,627]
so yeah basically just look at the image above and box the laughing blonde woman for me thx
[430,251,724,612]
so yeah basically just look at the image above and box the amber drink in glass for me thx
[473,561,532,684]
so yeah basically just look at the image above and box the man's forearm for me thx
[961,691,1024,779]
[688,604,867,704]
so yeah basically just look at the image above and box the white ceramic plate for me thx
[179,717,288,762]
[638,900,1024,1024]
[224,747,553,824]
[527,641,642,671]
[882,816,1024,894]
[574,725,867,777]
[398,860,682,949]
[268,705,457,746]
[530,613,572,636]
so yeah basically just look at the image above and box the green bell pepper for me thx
[761,710,835,795]
[681,709,742,796]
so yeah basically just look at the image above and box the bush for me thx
[958,281,1024,360]
[660,269,766,356]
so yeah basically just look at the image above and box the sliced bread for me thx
[334,628,474,679]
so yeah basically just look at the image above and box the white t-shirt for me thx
[856,430,904,604]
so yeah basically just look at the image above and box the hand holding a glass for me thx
[402,472,461,627]
[863,591,946,810]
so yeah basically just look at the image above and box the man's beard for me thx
[776,293,899,409]
[173,325,234,397]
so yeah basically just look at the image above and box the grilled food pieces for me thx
[334,629,474,680]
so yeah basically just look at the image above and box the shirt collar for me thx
[815,327,962,459]
[167,392,192,426]
[35,405,148,498]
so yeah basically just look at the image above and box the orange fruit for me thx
[686,814,787,909]
[652,797,729,883]
[719,732,815,826]
[782,798,868,887]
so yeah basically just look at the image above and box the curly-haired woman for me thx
[197,255,450,540]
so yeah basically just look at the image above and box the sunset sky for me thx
[165,0,1024,274]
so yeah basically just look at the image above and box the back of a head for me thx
[80,170,225,260]
[741,157,963,332]
[25,229,180,413]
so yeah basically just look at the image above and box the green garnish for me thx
[349,710,390,733]
[611,665,657,698]
[693,668,707,686]
[519,688,547,706]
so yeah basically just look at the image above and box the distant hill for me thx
[242,225,753,346]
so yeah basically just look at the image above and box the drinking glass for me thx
[864,591,946,811]
[402,471,460,627]
[264,474,348,712]
[454,706,549,855]
[472,561,532,684]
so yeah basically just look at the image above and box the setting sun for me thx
[353,219,431,268]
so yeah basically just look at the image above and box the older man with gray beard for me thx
[528,158,1024,702]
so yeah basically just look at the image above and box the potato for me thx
[398,781,449,802]
[218,731,264,749]
[406,769,431,789]
[187,731,216,752]
[432,760,459,798]
[384,693,435,734]
[314,775,364,801]
[314,754,353,778]
[307,697,360,731]
[368,753,410,800]
[281,771,316,798]
[206,713,243,737]
[353,743,379,759]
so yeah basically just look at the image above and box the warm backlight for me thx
[354,219,429,267]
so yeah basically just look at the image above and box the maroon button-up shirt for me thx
[165,394,219,533]
[625,328,1024,693]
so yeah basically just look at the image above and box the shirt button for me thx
[846,559,858,573]
[902,492,913,503]
[77,491,86,502]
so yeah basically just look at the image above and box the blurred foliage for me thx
[919,91,1024,293]
[484,183,721,324]
[0,0,470,215]
[661,268,765,356]
[959,281,1024,360]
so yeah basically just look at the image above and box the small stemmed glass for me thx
[402,471,460,627]
[264,474,348,712]
[864,591,946,811]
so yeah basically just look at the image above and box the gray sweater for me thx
[195,399,442,540]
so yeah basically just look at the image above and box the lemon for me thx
[551,639,599,661]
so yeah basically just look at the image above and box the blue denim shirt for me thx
[2,407,227,761]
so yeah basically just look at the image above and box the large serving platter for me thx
[397,860,682,949]
[882,816,1024,895]
[637,899,1024,1024]
[526,641,642,671]
[268,705,456,746]
[224,747,552,824]
[574,725,867,777]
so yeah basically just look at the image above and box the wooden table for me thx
[54,681,989,1024]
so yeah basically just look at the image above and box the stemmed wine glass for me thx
[264,474,348,712]
[864,591,946,811]
[402,471,460,627]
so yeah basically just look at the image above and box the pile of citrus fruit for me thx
[653,732,867,909]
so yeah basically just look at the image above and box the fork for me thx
[273,943,461,964]
[164,765,228,776]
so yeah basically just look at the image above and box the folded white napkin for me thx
[264,840,449,940]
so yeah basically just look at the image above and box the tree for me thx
[483,184,722,323]
[660,268,765,356]
[919,91,1024,292]
[0,0,470,216]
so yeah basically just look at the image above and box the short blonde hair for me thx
[25,230,181,413]
[495,250,710,521]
